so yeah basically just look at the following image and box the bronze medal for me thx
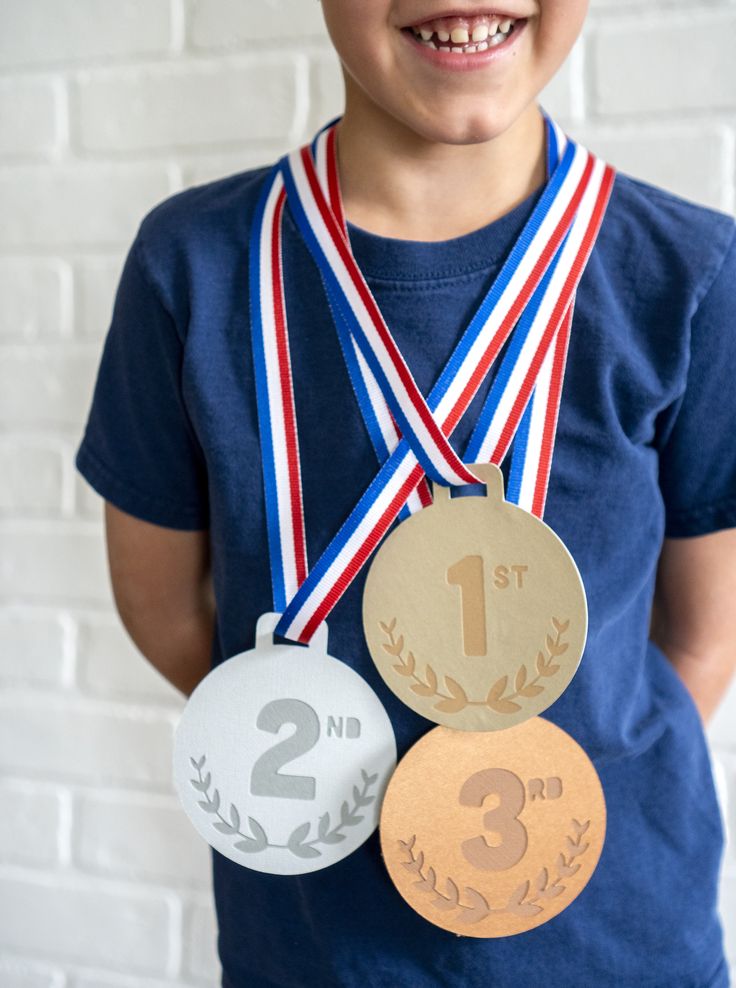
[379,716,606,936]
[362,463,587,731]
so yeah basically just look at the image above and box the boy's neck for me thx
[334,91,547,243]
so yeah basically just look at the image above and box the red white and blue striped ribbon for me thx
[250,113,615,638]
[311,123,432,520]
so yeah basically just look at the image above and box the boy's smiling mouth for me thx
[400,8,529,63]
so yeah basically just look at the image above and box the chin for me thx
[401,104,519,146]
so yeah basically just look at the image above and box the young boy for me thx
[75,1,736,985]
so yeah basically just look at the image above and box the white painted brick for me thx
[307,52,345,138]
[0,959,66,988]
[592,13,736,116]
[182,899,220,984]
[76,615,183,705]
[539,42,581,123]
[74,58,300,153]
[72,469,105,521]
[0,608,69,686]
[0,875,172,975]
[0,165,170,248]
[73,255,124,340]
[0,442,66,514]
[75,791,210,887]
[72,975,195,988]
[0,0,173,69]
[0,346,103,429]
[0,260,69,340]
[0,525,108,603]
[0,694,174,788]
[188,0,327,49]
[0,782,64,867]
[708,678,736,752]
[0,76,61,158]
[180,146,286,187]
[567,124,730,211]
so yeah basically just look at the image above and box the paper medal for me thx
[173,613,397,875]
[362,463,587,731]
[379,716,606,936]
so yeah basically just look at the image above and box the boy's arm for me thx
[650,528,736,725]
[104,501,216,698]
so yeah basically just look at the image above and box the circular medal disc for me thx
[380,717,605,937]
[173,613,397,875]
[363,463,588,731]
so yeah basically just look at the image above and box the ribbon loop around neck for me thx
[250,111,616,641]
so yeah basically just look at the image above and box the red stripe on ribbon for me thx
[272,189,308,588]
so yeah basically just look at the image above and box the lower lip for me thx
[400,19,527,71]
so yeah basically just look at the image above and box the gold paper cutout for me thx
[379,718,606,937]
[363,463,588,731]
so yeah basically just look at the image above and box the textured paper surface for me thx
[380,717,606,936]
[363,463,588,730]
[173,613,397,875]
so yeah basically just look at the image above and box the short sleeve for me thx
[75,228,209,529]
[657,220,736,538]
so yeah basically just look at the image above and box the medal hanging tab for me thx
[171,164,397,874]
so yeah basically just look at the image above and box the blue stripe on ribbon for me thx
[249,167,288,612]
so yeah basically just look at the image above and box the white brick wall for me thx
[1,1,734,984]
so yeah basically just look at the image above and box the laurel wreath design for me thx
[189,755,378,859]
[397,818,590,924]
[380,617,569,714]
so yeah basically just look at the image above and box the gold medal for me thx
[379,716,606,936]
[362,463,587,730]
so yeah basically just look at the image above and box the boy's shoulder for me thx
[133,163,272,261]
[603,169,736,306]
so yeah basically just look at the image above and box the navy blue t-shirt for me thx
[75,149,736,987]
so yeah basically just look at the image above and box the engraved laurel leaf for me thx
[458,887,490,924]
[234,837,265,853]
[488,675,508,700]
[435,676,468,713]
[361,769,379,786]
[535,867,549,892]
[552,618,569,633]
[515,666,527,691]
[433,877,460,910]
[519,683,544,697]
[414,865,436,892]
[247,816,268,846]
[410,663,438,697]
[394,650,416,677]
[382,634,404,657]
[288,822,321,858]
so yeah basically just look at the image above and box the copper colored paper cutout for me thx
[379,717,606,937]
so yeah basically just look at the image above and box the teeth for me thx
[411,16,518,53]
